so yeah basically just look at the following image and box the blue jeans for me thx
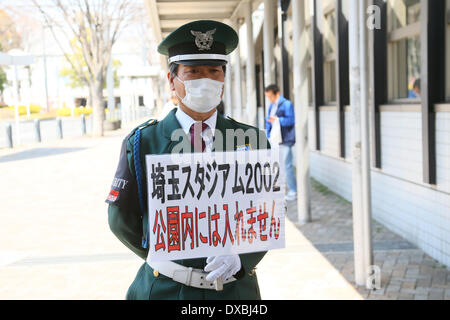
[280,144,297,193]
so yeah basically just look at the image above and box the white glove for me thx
[204,254,241,282]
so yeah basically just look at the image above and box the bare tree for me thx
[32,0,137,137]
[0,9,22,51]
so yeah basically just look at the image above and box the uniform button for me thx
[153,269,159,277]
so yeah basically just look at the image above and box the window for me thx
[446,0,450,100]
[322,5,337,104]
[387,0,421,101]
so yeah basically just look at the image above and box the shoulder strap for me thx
[133,128,149,249]
[131,118,158,249]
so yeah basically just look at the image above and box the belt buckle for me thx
[214,278,223,291]
[196,270,222,291]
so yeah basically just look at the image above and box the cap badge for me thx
[190,28,216,51]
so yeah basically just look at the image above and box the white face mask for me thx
[175,76,223,113]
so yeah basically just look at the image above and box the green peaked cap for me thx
[158,20,239,66]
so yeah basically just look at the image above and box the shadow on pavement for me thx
[0,147,88,163]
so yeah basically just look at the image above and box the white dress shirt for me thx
[269,97,280,117]
[175,107,217,152]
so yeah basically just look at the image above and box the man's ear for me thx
[168,72,175,91]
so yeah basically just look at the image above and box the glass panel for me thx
[324,60,336,103]
[323,11,336,58]
[388,0,421,31]
[388,35,421,100]
[323,11,336,104]
[406,0,421,24]
[387,0,421,100]
[406,36,421,99]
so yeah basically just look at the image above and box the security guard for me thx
[106,20,270,300]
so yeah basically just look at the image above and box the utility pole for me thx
[42,24,50,113]
[292,0,311,224]
[349,0,374,288]
[244,0,257,127]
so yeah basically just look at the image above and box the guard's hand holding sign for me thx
[204,254,242,282]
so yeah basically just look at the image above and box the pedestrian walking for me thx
[265,84,297,201]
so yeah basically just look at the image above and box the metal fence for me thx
[0,106,154,149]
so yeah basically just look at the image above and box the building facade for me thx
[253,0,450,268]
[145,0,449,268]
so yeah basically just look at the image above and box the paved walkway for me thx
[281,181,450,300]
[0,120,448,300]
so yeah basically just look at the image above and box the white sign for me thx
[0,51,35,66]
[145,149,286,262]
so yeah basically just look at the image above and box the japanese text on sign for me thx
[146,150,286,262]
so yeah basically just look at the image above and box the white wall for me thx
[308,109,450,268]
[380,111,423,184]
[344,110,352,160]
[319,108,339,157]
[436,112,450,194]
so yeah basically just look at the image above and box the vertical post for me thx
[222,17,233,118]
[263,0,276,86]
[349,0,373,287]
[279,0,291,100]
[131,77,136,121]
[232,19,244,121]
[81,114,87,135]
[13,64,21,146]
[262,0,276,128]
[312,0,324,150]
[120,77,128,124]
[335,0,349,159]
[349,0,363,287]
[225,60,233,117]
[5,123,13,148]
[244,0,258,127]
[359,0,373,284]
[421,0,445,185]
[25,67,31,117]
[34,119,41,143]
[56,117,63,139]
[370,0,387,169]
[292,0,311,224]
[42,25,50,113]
[107,56,115,113]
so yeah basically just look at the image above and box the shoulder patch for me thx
[226,116,256,131]
[127,118,158,140]
[139,118,158,130]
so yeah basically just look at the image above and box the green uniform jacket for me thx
[107,108,271,300]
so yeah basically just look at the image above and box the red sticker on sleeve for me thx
[107,189,119,202]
